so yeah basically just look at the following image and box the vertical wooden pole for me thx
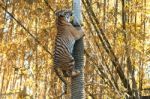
[71,0,85,99]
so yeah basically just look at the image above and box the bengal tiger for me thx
[53,9,84,95]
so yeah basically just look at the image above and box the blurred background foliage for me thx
[0,0,150,99]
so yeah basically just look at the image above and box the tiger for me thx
[53,9,84,95]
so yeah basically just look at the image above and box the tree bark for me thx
[82,0,133,97]
[71,0,85,99]
[121,0,139,98]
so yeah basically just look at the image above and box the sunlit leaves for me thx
[0,0,150,98]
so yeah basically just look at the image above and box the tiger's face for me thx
[55,9,73,22]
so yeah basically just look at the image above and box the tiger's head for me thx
[55,9,73,22]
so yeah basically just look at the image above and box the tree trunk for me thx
[71,0,85,99]
[83,0,133,97]
[121,0,139,98]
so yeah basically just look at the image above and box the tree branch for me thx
[0,3,53,56]
[82,0,133,96]
[43,0,55,13]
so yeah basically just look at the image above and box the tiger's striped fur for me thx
[53,9,84,95]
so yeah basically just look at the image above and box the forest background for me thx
[0,0,150,99]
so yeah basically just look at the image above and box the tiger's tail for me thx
[53,67,67,96]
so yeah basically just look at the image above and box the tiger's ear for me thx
[66,9,73,15]
[55,10,65,17]
[55,9,73,17]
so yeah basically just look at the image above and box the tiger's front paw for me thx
[71,70,80,77]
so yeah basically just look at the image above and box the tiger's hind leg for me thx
[63,69,80,77]
[62,61,80,77]
[62,69,80,77]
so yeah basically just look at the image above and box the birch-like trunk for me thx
[71,0,85,99]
